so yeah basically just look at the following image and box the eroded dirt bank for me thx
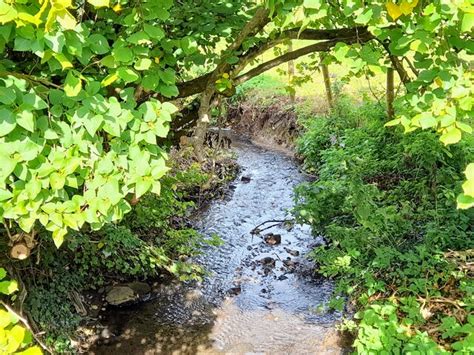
[90,135,346,354]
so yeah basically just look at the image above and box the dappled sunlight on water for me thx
[91,135,346,354]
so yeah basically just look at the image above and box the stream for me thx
[91,136,345,354]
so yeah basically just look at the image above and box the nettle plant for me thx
[0,0,180,248]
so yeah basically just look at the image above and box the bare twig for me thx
[251,219,293,234]
[3,219,13,240]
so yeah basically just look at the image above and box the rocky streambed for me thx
[90,135,347,354]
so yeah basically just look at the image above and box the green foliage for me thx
[0,0,184,247]
[270,1,474,207]
[21,161,222,341]
[295,96,474,352]
[0,268,41,354]
[354,303,447,354]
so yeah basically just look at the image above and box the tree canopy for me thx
[0,0,472,248]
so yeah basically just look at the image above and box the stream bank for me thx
[90,134,347,354]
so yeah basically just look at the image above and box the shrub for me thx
[295,96,474,352]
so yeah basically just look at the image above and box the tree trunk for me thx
[192,90,213,161]
[386,67,395,120]
[288,42,295,102]
[321,58,333,108]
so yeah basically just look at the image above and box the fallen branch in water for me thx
[251,219,294,234]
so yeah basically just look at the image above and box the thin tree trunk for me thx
[192,90,213,161]
[288,42,295,102]
[387,67,395,120]
[191,7,271,158]
[321,57,333,108]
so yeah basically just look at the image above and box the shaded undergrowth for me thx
[294,95,474,353]
[0,147,237,351]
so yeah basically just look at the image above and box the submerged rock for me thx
[106,287,135,306]
[264,233,281,245]
[284,247,299,256]
[260,257,276,268]
[228,286,242,296]
[241,176,251,183]
[105,282,151,306]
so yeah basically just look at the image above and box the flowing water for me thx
[91,136,345,354]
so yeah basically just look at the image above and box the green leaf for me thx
[7,324,26,352]
[158,69,175,85]
[52,227,67,248]
[88,34,110,54]
[16,111,35,132]
[354,9,373,24]
[84,114,104,136]
[23,93,48,110]
[0,188,12,201]
[87,0,109,7]
[141,73,159,90]
[456,122,472,134]
[0,86,16,104]
[465,163,474,180]
[113,46,133,62]
[64,71,82,97]
[117,67,139,83]
[0,108,16,136]
[17,346,43,355]
[54,53,73,70]
[0,280,18,295]
[0,153,16,182]
[135,177,152,198]
[0,268,5,279]
[44,32,65,52]
[56,9,77,31]
[303,0,321,9]
[225,56,239,64]
[0,309,17,328]
[127,31,150,45]
[461,13,474,33]
[457,193,474,209]
[158,83,178,98]
[419,114,436,129]
[440,127,462,145]
[0,2,17,24]
[462,178,474,198]
[101,72,119,87]
[143,24,165,40]
[50,172,66,190]
[134,58,152,71]
[385,118,400,127]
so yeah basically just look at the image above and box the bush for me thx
[13,158,227,347]
[295,96,474,353]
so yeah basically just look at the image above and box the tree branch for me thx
[174,26,373,99]
[234,33,373,85]
[281,26,369,41]
[377,39,411,85]
[0,71,62,89]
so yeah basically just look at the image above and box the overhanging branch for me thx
[234,33,373,85]
[173,27,373,99]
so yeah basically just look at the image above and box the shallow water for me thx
[91,137,344,354]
